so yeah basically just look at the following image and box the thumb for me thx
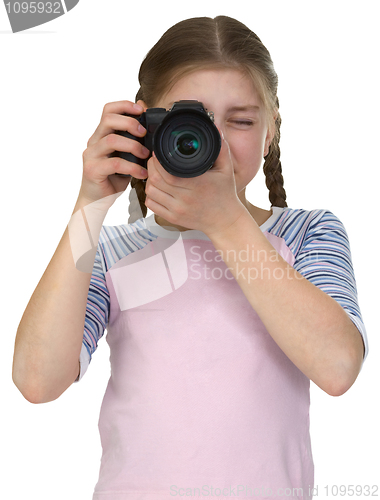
[136,99,148,112]
[212,131,233,173]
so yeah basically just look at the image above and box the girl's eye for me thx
[230,120,254,126]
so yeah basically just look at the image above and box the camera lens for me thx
[153,108,221,178]
[174,131,201,158]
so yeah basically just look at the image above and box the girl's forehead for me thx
[158,68,263,108]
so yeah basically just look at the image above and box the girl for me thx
[13,15,368,500]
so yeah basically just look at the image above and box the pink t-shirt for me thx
[76,208,368,500]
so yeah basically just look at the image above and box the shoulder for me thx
[98,217,157,272]
[268,206,345,234]
[266,207,348,255]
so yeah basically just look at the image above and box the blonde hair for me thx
[129,15,287,222]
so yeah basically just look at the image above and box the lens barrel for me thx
[153,107,221,178]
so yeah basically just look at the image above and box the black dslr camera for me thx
[112,100,221,178]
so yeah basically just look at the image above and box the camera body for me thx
[112,100,221,178]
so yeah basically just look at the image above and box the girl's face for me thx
[154,68,274,204]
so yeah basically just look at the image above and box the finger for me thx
[101,100,143,118]
[145,182,175,217]
[149,152,189,189]
[146,155,167,189]
[88,114,146,148]
[86,156,148,181]
[88,101,145,146]
[136,99,149,112]
[146,156,180,199]
[86,133,150,161]
[92,114,147,144]
[211,135,233,172]
[146,154,167,184]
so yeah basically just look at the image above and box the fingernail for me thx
[138,124,146,134]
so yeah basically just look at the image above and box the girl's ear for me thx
[136,100,149,112]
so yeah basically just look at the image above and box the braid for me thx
[126,85,149,224]
[263,106,287,208]
[128,176,147,224]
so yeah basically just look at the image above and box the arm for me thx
[12,198,108,404]
[12,99,150,403]
[207,209,365,397]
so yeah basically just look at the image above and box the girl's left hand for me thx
[144,136,247,237]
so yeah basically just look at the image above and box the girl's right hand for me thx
[77,100,149,210]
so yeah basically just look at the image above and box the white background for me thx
[1,1,379,498]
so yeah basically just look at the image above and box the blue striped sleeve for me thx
[74,240,110,382]
[293,210,368,362]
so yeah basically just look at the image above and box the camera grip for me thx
[110,113,146,177]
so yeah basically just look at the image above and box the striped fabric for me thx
[75,207,368,382]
